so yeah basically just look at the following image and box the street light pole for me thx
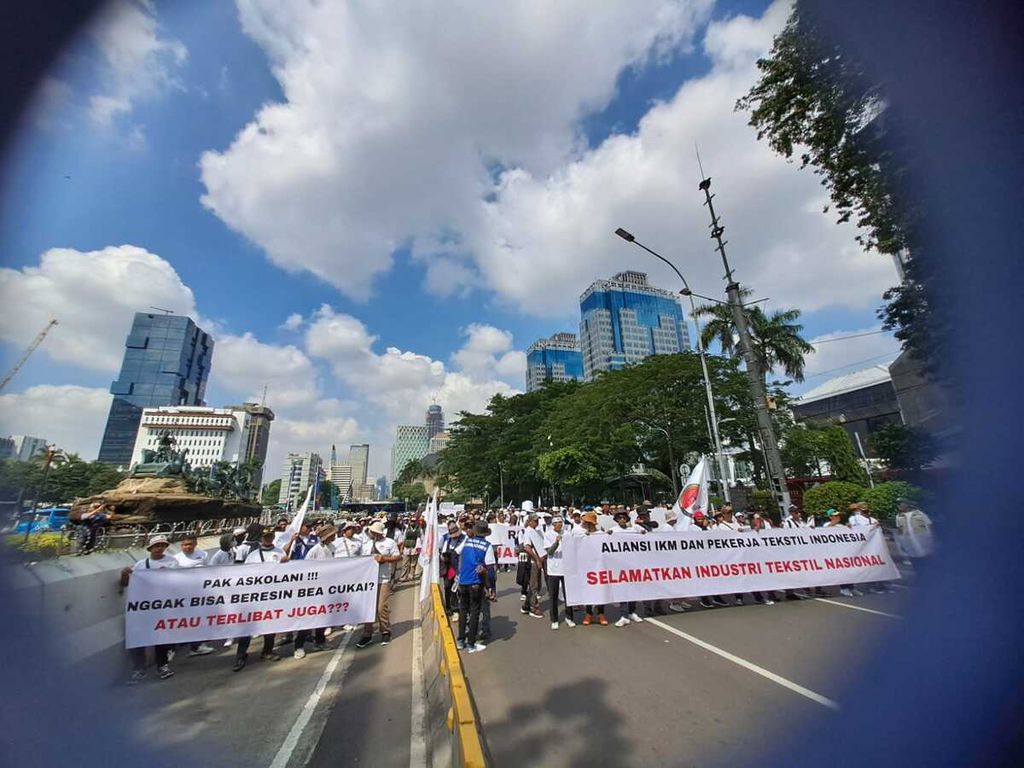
[615,228,731,502]
[697,177,791,516]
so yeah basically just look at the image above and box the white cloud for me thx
[280,313,304,331]
[87,0,187,127]
[451,324,526,388]
[0,385,112,458]
[200,0,713,299]
[0,245,198,371]
[795,328,901,391]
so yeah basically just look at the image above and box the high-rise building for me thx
[278,452,322,509]
[578,271,689,381]
[425,404,444,439]
[5,435,48,462]
[329,463,354,499]
[391,425,429,481]
[525,332,584,392]
[348,443,369,487]
[98,312,213,466]
[428,430,450,454]
[128,405,273,495]
[376,475,389,500]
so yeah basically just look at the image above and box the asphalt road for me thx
[463,571,911,768]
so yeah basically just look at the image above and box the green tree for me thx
[781,423,829,477]
[736,2,943,374]
[397,458,432,485]
[537,447,600,503]
[869,423,940,471]
[818,426,869,485]
[262,478,282,505]
[391,481,429,505]
[802,480,867,517]
[864,480,923,523]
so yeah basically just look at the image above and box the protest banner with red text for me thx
[562,527,899,606]
[487,523,521,565]
[125,557,378,648]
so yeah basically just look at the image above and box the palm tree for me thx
[693,293,814,382]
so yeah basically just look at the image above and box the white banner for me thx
[486,523,521,565]
[562,528,899,606]
[125,557,378,648]
[419,488,440,603]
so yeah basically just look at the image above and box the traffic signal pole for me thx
[699,177,792,517]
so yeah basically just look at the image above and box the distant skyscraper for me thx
[425,404,444,439]
[231,403,274,490]
[428,430,450,454]
[578,271,689,381]
[279,452,322,509]
[525,332,584,392]
[391,425,429,481]
[376,475,389,500]
[348,443,370,486]
[98,312,213,466]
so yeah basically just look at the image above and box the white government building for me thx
[129,406,261,469]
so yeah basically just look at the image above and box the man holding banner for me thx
[356,521,401,649]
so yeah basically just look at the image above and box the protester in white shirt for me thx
[895,499,934,559]
[543,517,575,629]
[781,509,813,599]
[124,535,178,683]
[235,528,287,671]
[208,533,236,566]
[609,510,644,626]
[170,535,216,656]
[333,522,363,558]
[294,525,338,658]
[356,522,402,649]
[847,503,893,594]
[234,522,264,563]
[521,514,547,618]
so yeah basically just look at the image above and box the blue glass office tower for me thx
[579,271,689,381]
[525,333,584,392]
[97,313,214,465]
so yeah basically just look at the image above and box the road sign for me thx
[678,463,690,479]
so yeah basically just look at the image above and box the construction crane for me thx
[0,319,58,393]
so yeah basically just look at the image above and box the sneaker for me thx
[166,648,176,662]
[355,637,373,649]
[294,648,306,660]
[763,599,775,606]
[839,588,854,597]
[189,644,215,657]
[582,614,593,626]
[520,608,531,615]
[614,616,631,627]
[713,597,729,607]
[451,612,460,621]
[529,611,544,619]
[597,614,608,626]
[467,643,487,654]
[735,596,745,606]
[456,639,466,650]
[551,622,559,630]
[851,588,864,597]
[260,652,282,662]
[628,612,643,623]
[127,670,146,685]
[668,602,689,613]
[324,628,333,638]
[520,594,527,602]
[380,634,392,647]
[233,657,246,672]
[565,618,576,628]
[223,638,233,647]
[157,664,174,680]
[700,599,714,609]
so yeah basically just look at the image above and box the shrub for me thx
[864,481,923,523]
[4,532,66,560]
[802,481,867,518]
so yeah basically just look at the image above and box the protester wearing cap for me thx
[574,512,608,626]
[170,535,217,657]
[544,516,575,630]
[847,503,892,594]
[334,521,362,558]
[521,514,546,619]
[453,521,496,653]
[440,520,467,618]
[356,521,401,649]
[292,525,338,659]
[123,534,179,683]
[608,509,645,626]
[233,528,288,670]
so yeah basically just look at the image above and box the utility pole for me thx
[698,176,791,516]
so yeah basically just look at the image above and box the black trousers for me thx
[585,604,604,615]
[457,584,484,645]
[444,575,458,613]
[547,575,574,622]
[236,634,275,659]
[295,627,326,650]
[131,644,173,671]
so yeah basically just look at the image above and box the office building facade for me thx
[425,404,444,439]
[348,443,369,487]
[278,452,322,510]
[98,313,213,466]
[525,332,584,392]
[578,271,689,380]
[391,425,429,482]
[4,434,48,462]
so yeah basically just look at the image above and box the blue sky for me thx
[0,0,901,480]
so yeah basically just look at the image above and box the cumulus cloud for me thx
[451,324,526,387]
[200,0,713,299]
[0,245,198,371]
[87,0,187,127]
[280,313,304,331]
[0,385,112,458]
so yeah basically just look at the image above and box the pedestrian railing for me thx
[423,583,488,767]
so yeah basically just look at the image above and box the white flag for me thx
[671,457,709,527]
[419,488,440,603]
[274,484,312,549]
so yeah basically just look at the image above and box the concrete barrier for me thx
[422,583,488,768]
[6,536,221,682]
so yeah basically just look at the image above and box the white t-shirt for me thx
[234,541,258,563]
[174,549,207,568]
[132,555,178,571]
[543,528,566,577]
[333,535,362,558]
[714,519,741,532]
[208,549,234,566]
[782,518,808,529]
[848,513,878,528]
[522,525,547,558]
[609,522,645,534]
[361,536,400,582]
[305,541,335,561]
[245,546,287,564]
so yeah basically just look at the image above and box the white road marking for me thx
[645,618,840,711]
[812,598,902,619]
[410,593,429,768]
[269,629,356,768]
